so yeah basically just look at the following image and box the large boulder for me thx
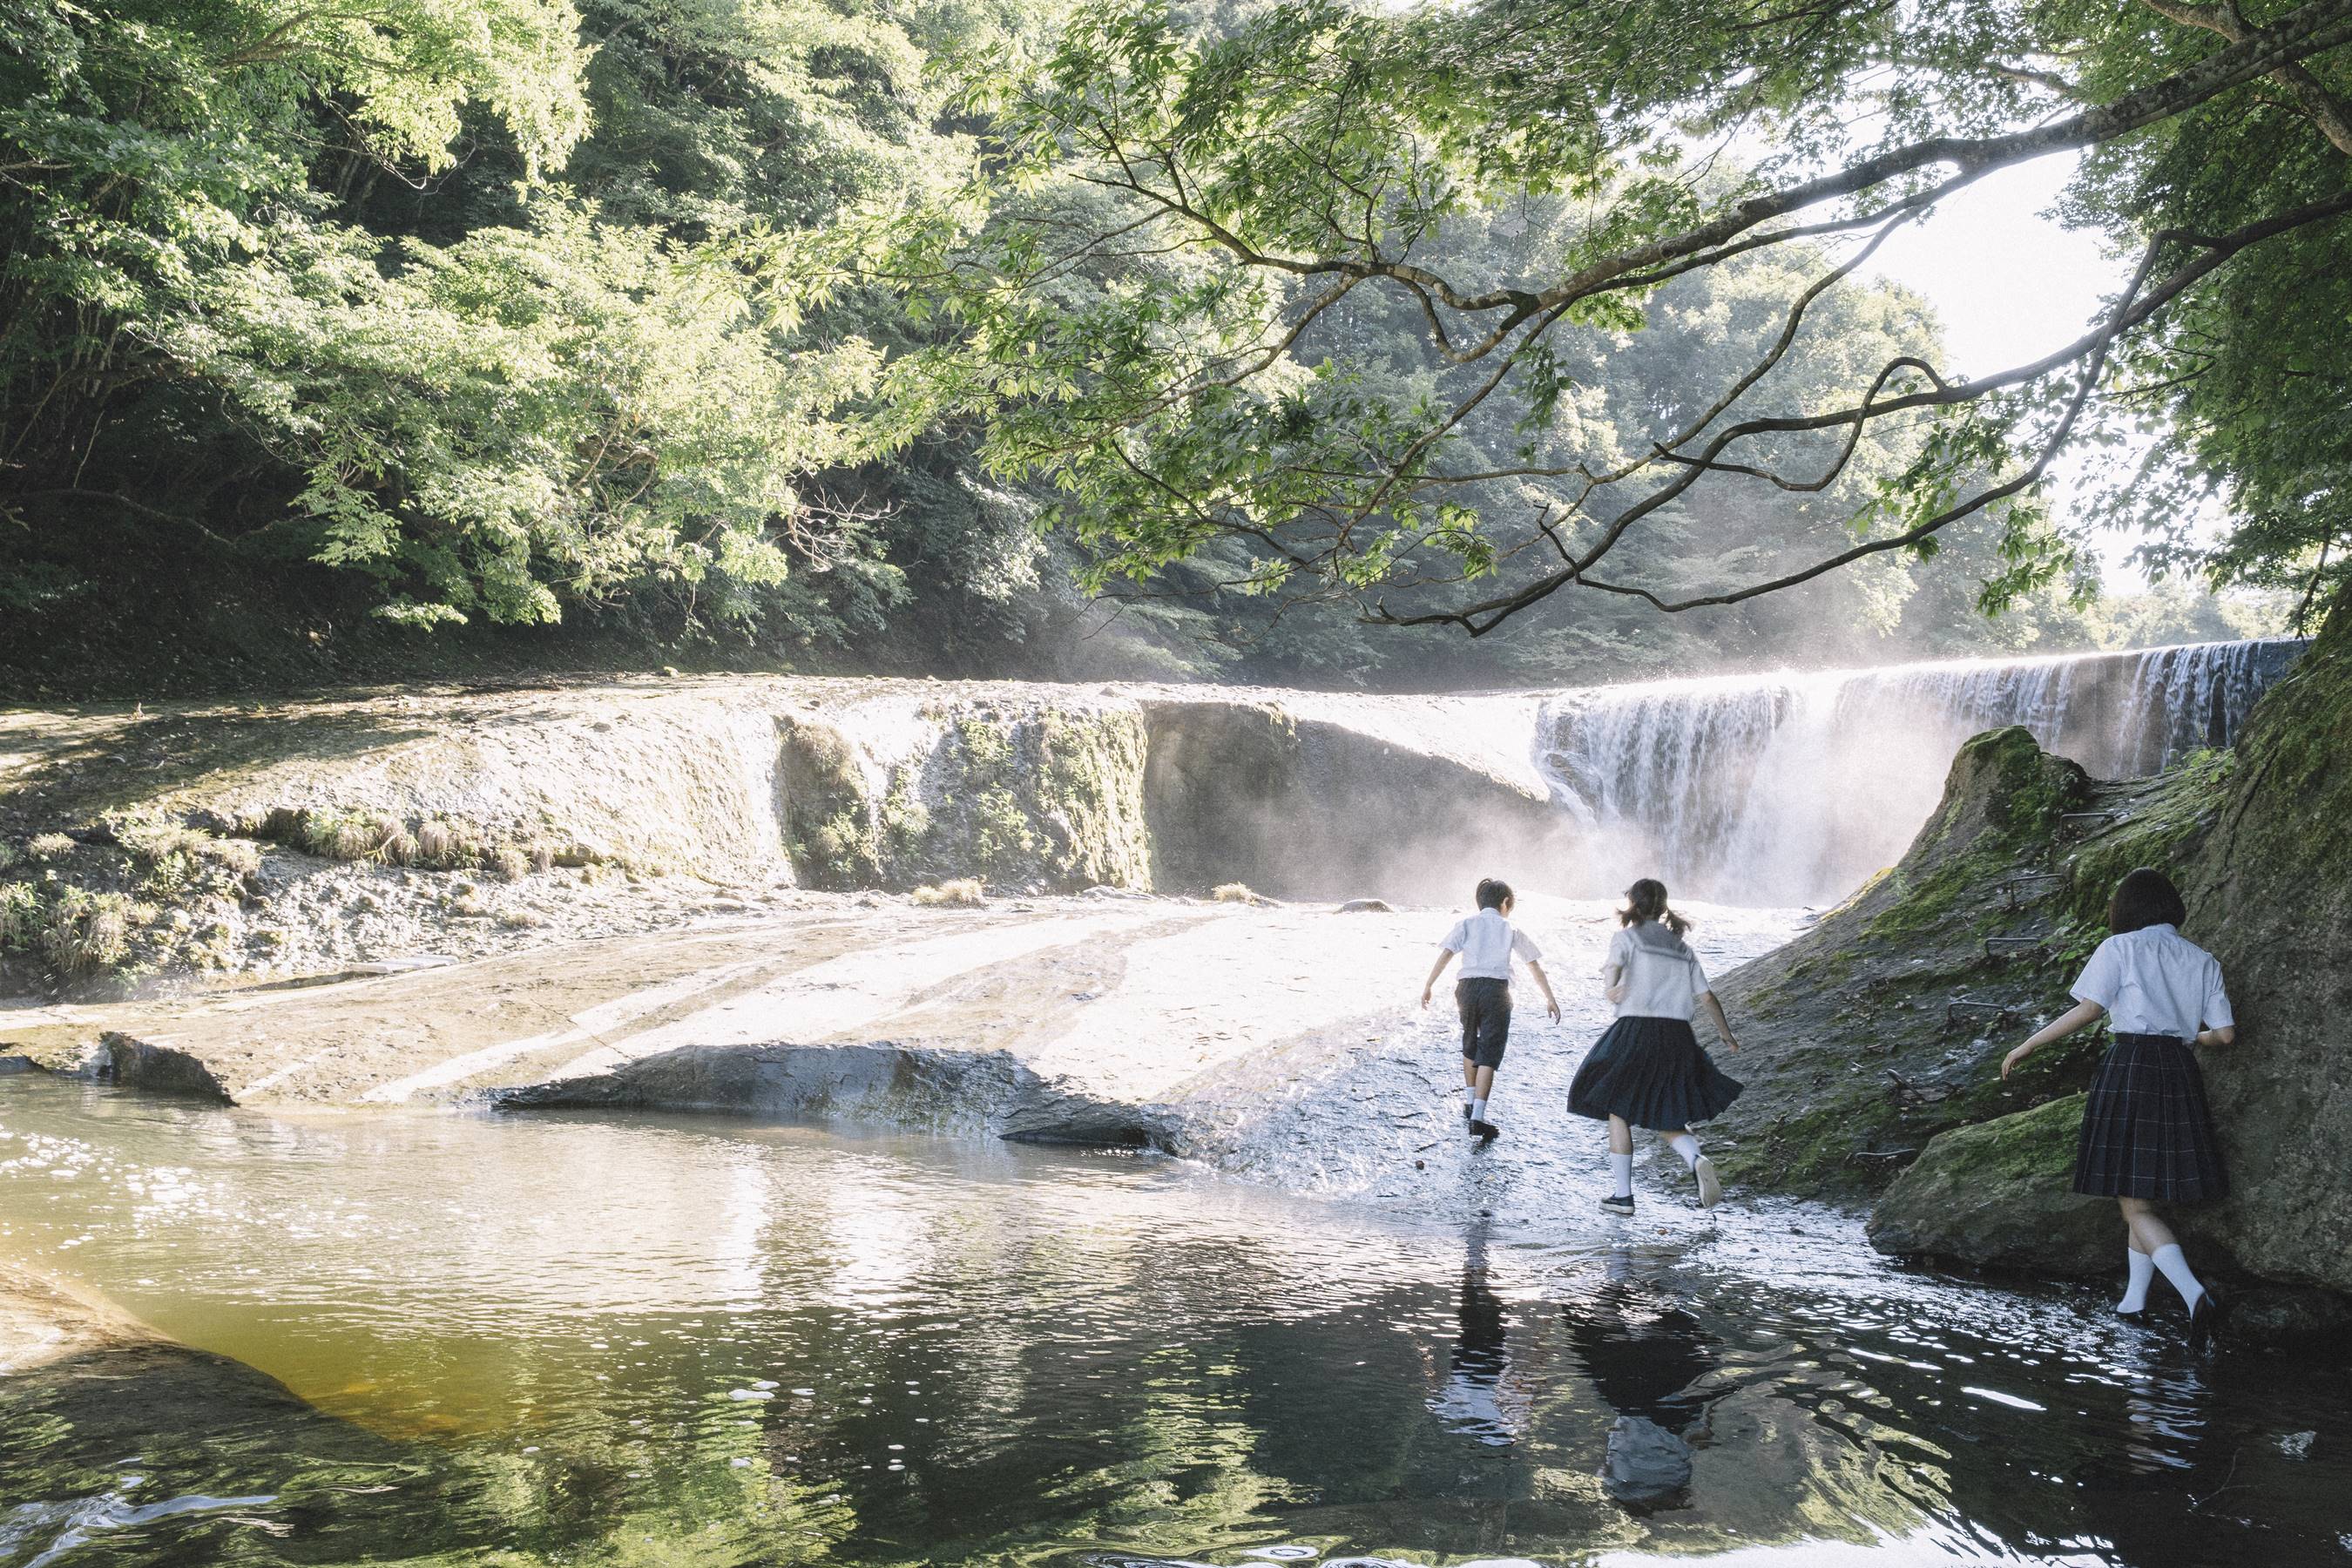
[1139,693,1578,902]
[2171,592,2352,1292]
[1857,589,2352,1296]
[1705,725,2094,1197]
[1864,1094,2117,1274]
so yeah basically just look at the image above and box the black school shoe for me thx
[1470,1119,1500,1142]
[2187,1290,2221,1351]
[1598,1193,1635,1214]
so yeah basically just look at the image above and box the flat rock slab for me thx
[0,900,1460,1140]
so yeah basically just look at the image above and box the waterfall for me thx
[1538,638,2304,906]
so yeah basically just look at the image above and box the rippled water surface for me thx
[3,1079,2349,1567]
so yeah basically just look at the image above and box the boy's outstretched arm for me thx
[1421,948,1456,1008]
[1527,960,1562,1023]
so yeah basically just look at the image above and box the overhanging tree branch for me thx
[1370,186,2352,630]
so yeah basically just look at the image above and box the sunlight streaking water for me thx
[4,1079,2349,1568]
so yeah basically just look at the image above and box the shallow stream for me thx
[4,1079,2349,1568]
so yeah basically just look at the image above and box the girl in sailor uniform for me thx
[2001,867,2236,1346]
[1569,879,1744,1212]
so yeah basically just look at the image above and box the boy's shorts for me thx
[1456,977,1511,1068]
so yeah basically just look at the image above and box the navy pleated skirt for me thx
[1569,1016,1744,1128]
[2072,1032,2227,1201]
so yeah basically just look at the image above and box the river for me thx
[5,1077,2349,1568]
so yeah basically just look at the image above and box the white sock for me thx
[1609,1153,1633,1199]
[1463,1085,1477,1108]
[2119,1247,2154,1313]
[1470,1098,1489,1122]
[2149,1244,2205,1311]
[1667,1133,1701,1170]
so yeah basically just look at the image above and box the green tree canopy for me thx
[0,0,1013,630]
[892,0,2352,637]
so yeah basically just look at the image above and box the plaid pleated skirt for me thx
[2072,1032,2228,1201]
[1569,1016,1744,1129]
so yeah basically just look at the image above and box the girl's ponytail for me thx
[1619,878,1690,936]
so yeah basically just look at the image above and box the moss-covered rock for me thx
[776,716,882,889]
[1808,592,2352,1300]
[1864,1095,2117,1275]
[1707,727,2097,1197]
[897,704,1152,891]
[778,699,1152,894]
[2166,591,2352,1292]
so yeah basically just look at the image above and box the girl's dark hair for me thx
[2109,867,2187,934]
[1475,877,1513,911]
[1620,878,1689,936]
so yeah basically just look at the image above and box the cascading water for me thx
[1538,638,2305,906]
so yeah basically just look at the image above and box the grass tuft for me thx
[39,887,131,975]
[416,820,456,867]
[27,832,76,862]
[0,883,39,949]
[909,878,986,907]
[300,809,393,862]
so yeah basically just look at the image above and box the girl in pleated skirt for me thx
[1569,880,1744,1212]
[2000,867,2236,1347]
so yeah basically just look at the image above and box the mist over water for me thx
[1537,639,2302,905]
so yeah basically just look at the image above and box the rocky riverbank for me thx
[0,676,1575,1000]
[4,613,2345,1307]
[1725,591,2352,1304]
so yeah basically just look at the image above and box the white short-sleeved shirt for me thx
[1443,909,1542,981]
[2071,923,2233,1041]
[1603,922,1711,1022]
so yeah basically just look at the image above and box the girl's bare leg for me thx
[2119,1195,2179,1254]
[2120,1196,2207,1312]
[1608,1115,1633,1155]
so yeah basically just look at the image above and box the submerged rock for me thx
[1601,1414,1693,1508]
[0,1263,472,1558]
[1864,1095,2115,1275]
[2223,1287,2352,1348]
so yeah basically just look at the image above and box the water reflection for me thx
[1427,1220,1521,1448]
[3,1080,2349,1568]
[1558,1251,1718,1436]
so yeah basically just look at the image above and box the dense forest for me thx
[1,0,2336,698]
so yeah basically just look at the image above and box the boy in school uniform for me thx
[1421,878,1561,1141]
